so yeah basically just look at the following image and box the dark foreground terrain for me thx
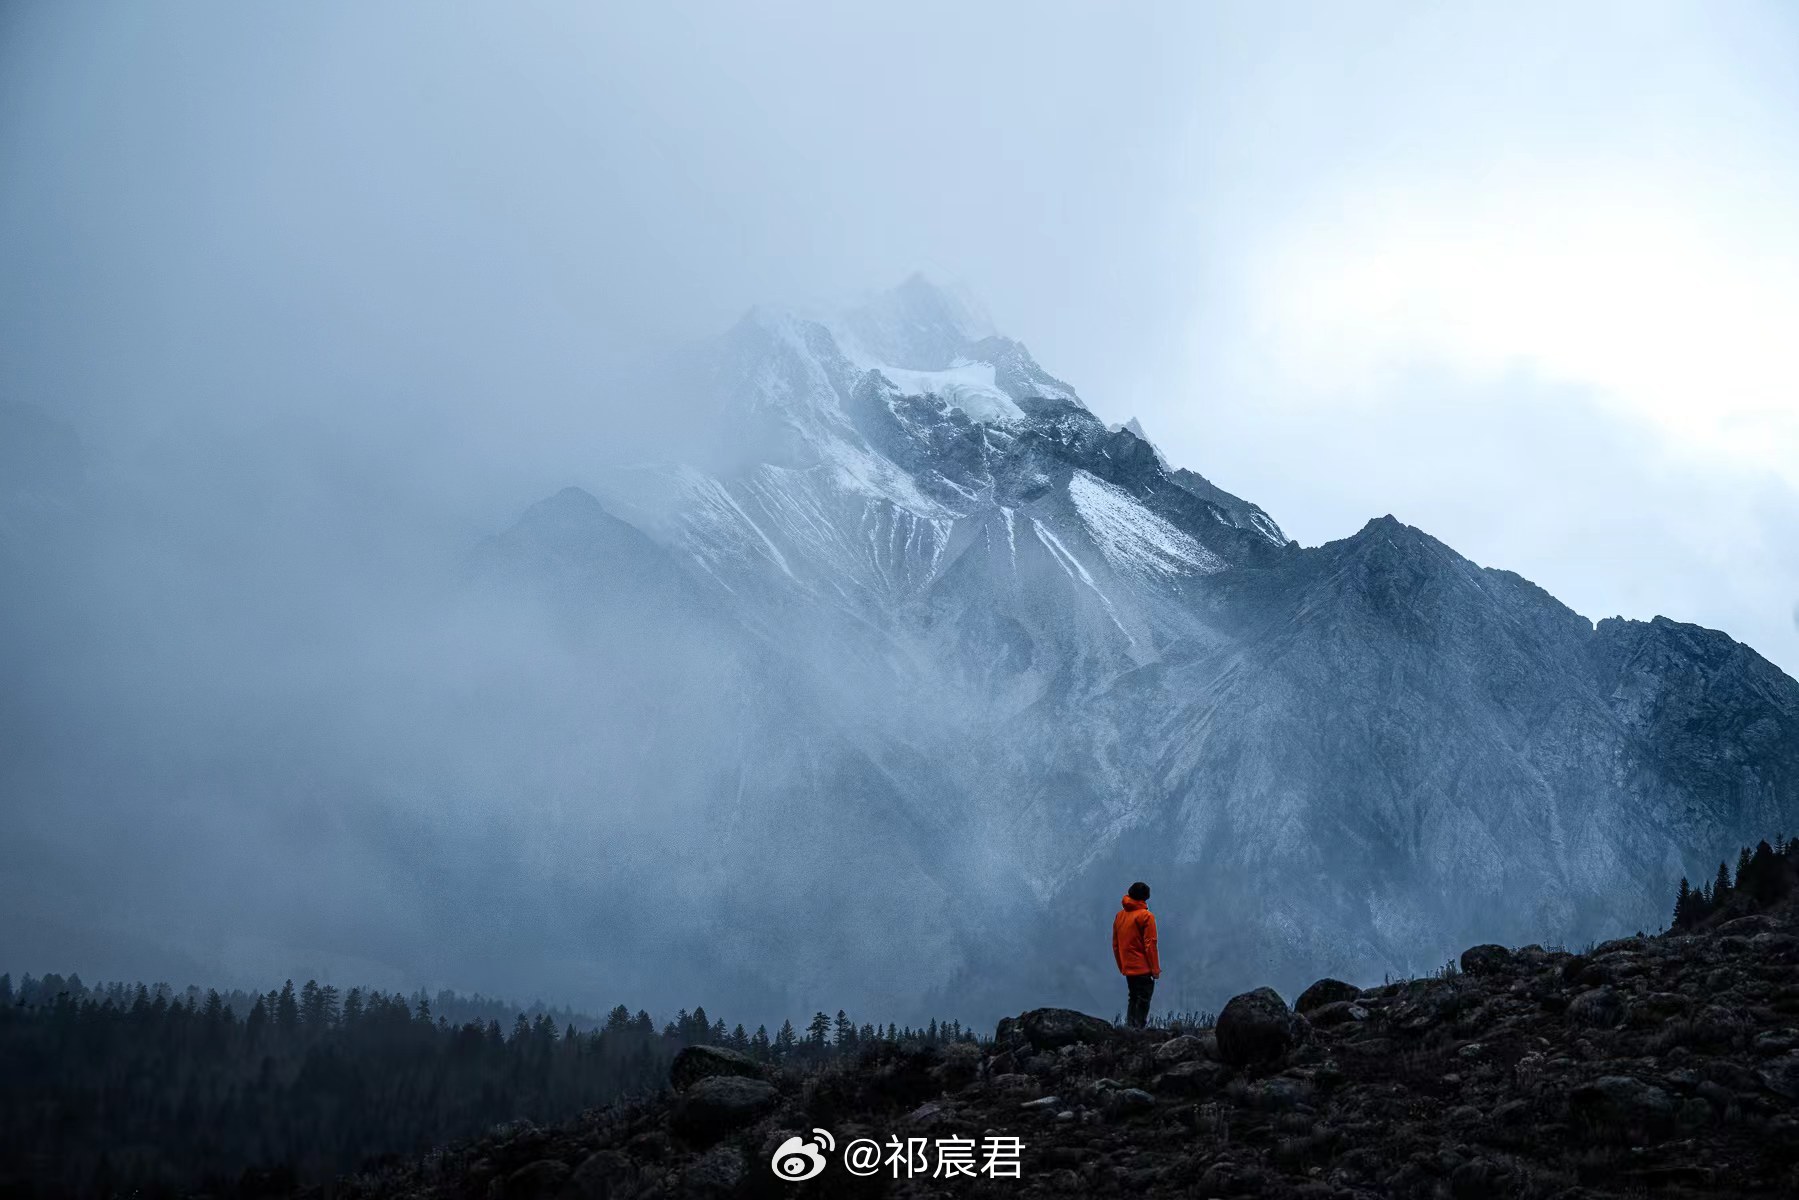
[319,901,1799,1199]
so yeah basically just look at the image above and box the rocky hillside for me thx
[318,899,1799,1198]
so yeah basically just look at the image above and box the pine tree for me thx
[1714,861,1733,908]
[300,981,325,1031]
[1746,840,1778,903]
[1736,846,1754,889]
[1673,877,1692,928]
[834,1010,855,1051]
[806,1012,831,1051]
[750,1025,771,1061]
[774,1019,798,1060]
[275,981,299,1033]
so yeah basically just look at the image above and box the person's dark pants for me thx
[1125,973,1155,1028]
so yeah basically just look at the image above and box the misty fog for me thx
[4,2,1797,1030]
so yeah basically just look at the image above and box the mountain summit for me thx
[488,277,1799,1022]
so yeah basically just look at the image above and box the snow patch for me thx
[1067,470,1224,578]
[874,361,1027,426]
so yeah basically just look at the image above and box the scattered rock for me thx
[325,898,1799,1200]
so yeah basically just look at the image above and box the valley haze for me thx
[3,277,1794,1032]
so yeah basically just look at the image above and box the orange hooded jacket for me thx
[1112,895,1160,977]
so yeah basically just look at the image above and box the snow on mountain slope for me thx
[1068,469,1224,579]
[872,361,1026,425]
[599,279,1263,634]
[494,276,1799,1023]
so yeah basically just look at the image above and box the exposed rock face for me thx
[322,899,1799,1199]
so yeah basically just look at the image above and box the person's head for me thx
[1127,881,1151,902]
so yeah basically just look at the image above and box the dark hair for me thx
[1128,881,1150,902]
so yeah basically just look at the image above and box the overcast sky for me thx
[4,0,1795,679]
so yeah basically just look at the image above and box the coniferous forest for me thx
[0,974,972,1199]
[1669,836,1799,929]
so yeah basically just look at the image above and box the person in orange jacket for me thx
[1112,881,1160,1028]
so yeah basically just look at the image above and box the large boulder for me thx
[671,1044,765,1092]
[1216,988,1301,1066]
[999,1008,1116,1051]
[1295,978,1361,1013]
[671,1076,780,1139]
[1460,944,1515,976]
